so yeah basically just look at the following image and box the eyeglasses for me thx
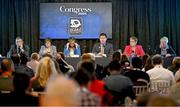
[130,41,135,43]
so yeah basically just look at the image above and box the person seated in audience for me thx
[142,54,150,68]
[0,58,14,92]
[103,60,135,105]
[77,60,111,105]
[0,73,38,106]
[39,76,80,106]
[56,52,74,74]
[175,69,180,82]
[146,54,175,85]
[81,53,105,80]
[123,36,145,58]
[63,37,81,57]
[31,57,60,92]
[39,38,57,58]
[92,33,113,57]
[7,36,29,58]
[157,36,176,57]
[168,57,180,75]
[147,95,178,106]
[143,56,153,72]
[120,54,130,69]
[136,92,159,106]
[169,82,180,102]
[15,54,34,78]
[112,51,121,62]
[27,53,40,73]
[73,69,101,106]
[124,57,150,85]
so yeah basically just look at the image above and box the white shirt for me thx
[146,65,175,85]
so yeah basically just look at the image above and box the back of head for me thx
[1,58,14,73]
[147,95,177,106]
[108,60,121,72]
[73,69,91,86]
[81,53,95,61]
[31,53,39,60]
[11,55,20,65]
[112,51,121,61]
[40,76,80,106]
[36,57,58,87]
[20,55,28,65]
[131,57,142,69]
[78,60,95,75]
[172,57,180,68]
[152,54,163,65]
[13,73,30,92]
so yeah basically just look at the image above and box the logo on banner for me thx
[69,18,83,35]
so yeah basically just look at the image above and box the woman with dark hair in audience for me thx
[143,56,154,72]
[142,54,150,68]
[56,52,74,74]
[64,37,81,57]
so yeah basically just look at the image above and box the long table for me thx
[65,57,112,69]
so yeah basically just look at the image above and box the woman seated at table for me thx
[63,37,81,57]
[158,36,176,57]
[123,36,145,58]
[39,38,57,58]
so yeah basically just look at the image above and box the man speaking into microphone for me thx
[92,33,113,57]
[7,37,29,58]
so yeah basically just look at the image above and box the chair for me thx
[133,84,150,97]
[150,80,171,95]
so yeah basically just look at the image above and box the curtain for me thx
[1,0,180,56]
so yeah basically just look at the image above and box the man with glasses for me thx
[7,37,29,58]
[123,36,144,58]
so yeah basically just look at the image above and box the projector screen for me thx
[40,3,112,39]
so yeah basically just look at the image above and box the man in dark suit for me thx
[92,33,113,57]
[7,37,29,58]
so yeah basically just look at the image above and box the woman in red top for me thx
[123,36,145,57]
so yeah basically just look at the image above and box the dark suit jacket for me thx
[92,43,113,57]
[157,45,176,57]
[7,44,29,58]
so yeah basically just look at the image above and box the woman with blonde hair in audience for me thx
[30,57,60,92]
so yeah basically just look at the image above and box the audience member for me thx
[0,73,38,106]
[27,52,40,72]
[136,92,159,106]
[73,69,101,106]
[0,58,14,92]
[146,54,175,85]
[64,37,81,57]
[103,60,135,105]
[40,76,80,106]
[169,82,180,102]
[112,51,121,62]
[81,53,105,80]
[15,54,34,78]
[92,33,113,57]
[56,52,74,74]
[143,56,153,72]
[77,60,110,105]
[147,95,178,106]
[124,57,150,85]
[31,57,60,91]
[168,57,180,75]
